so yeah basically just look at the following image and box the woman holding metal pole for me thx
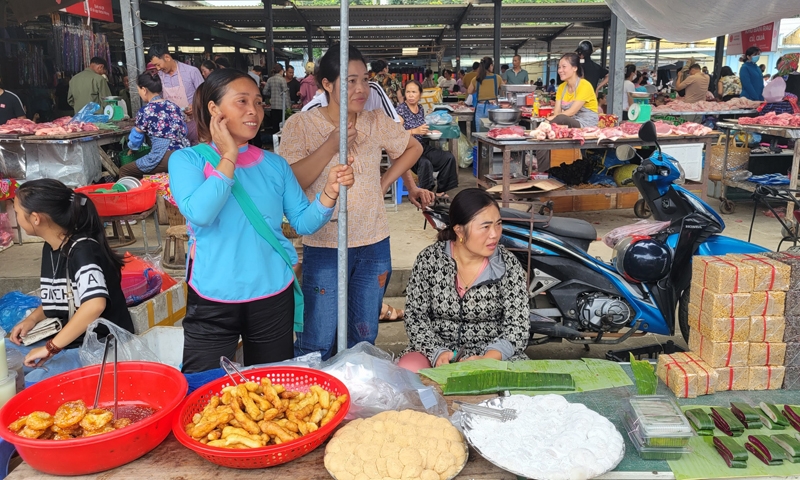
[281,44,423,360]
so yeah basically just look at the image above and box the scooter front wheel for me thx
[633,199,652,219]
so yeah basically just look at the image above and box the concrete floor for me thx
[1,167,793,359]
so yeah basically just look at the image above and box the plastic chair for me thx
[396,176,409,204]
[0,439,16,479]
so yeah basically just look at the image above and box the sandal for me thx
[379,304,405,322]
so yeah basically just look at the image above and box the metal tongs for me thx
[92,334,117,418]
[453,400,517,422]
[220,356,248,385]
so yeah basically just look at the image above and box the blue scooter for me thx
[423,121,768,346]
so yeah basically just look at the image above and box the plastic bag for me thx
[79,318,160,366]
[70,102,110,124]
[320,342,448,419]
[456,134,474,169]
[0,291,41,332]
[602,220,672,248]
[425,111,453,125]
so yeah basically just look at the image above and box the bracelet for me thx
[323,190,337,202]
[220,157,236,167]
[45,339,63,356]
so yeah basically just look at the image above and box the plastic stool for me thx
[0,439,16,478]
[396,176,409,204]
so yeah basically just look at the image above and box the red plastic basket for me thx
[121,271,148,298]
[0,361,188,476]
[172,367,350,469]
[75,182,158,217]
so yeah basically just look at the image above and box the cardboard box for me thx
[128,281,188,334]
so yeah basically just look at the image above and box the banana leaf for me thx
[440,370,575,395]
[686,408,714,435]
[629,353,657,395]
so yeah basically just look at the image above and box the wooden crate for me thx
[616,192,639,209]
[574,193,614,212]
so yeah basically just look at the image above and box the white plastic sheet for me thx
[605,0,800,42]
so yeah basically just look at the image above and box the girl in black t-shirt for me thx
[9,179,133,370]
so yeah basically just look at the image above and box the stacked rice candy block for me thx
[655,352,717,398]
[687,254,789,391]
[763,251,800,389]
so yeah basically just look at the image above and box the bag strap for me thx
[193,143,305,331]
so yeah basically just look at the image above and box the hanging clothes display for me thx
[49,14,111,75]
[0,27,50,87]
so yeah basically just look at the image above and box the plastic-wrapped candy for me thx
[692,256,754,294]
[748,342,787,366]
[714,366,749,391]
[748,316,786,343]
[726,254,790,291]
[689,330,749,368]
[690,282,752,318]
[748,366,785,390]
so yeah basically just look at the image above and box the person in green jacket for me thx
[119,75,133,118]
[68,57,112,114]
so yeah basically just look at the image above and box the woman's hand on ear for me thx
[209,114,239,161]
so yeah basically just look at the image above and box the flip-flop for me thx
[379,304,405,322]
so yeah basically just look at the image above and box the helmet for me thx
[612,236,672,283]
[576,40,594,57]
[612,164,638,187]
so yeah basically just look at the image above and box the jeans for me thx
[474,102,497,132]
[295,237,391,360]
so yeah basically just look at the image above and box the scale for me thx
[103,96,128,121]
[628,93,652,123]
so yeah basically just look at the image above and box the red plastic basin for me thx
[76,182,158,217]
[0,361,187,476]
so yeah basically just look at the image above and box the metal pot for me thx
[488,108,521,125]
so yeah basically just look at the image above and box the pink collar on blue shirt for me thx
[209,143,263,168]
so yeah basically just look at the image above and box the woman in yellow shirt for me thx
[547,53,599,128]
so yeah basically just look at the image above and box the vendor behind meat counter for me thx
[398,189,530,373]
[7,179,134,382]
[546,53,599,128]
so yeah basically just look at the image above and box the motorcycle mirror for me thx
[638,121,658,143]
[615,144,636,161]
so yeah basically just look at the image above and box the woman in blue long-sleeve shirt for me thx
[739,46,764,102]
[169,69,354,372]
[119,72,190,179]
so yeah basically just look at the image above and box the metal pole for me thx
[607,13,626,116]
[119,0,142,112]
[493,0,501,69]
[337,0,349,354]
[713,35,725,79]
[654,39,660,74]
[264,0,275,73]
[546,40,551,84]
[600,25,609,70]
[307,28,314,62]
[130,0,145,73]
[455,26,461,74]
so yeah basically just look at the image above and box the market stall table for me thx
[5,366,799,480]
[0,127,133,188]
[472,132,716,207]
[714,121,800,218]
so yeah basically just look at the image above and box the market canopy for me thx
[606,0,800,43]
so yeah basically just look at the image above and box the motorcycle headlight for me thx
[670,159,686,185]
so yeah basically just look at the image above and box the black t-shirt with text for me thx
[581,59,608,92]
[0,91,25,126]
[40,237,134,349]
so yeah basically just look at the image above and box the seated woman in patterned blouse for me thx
[119,71,190,179]
[398,189,531,373]
[395,80,458,198]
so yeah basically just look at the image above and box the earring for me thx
[459,237,464,244]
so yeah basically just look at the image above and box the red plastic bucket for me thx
[0,362,187,475]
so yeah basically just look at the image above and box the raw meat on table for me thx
[487,125,525,139]
[738,112,800,127]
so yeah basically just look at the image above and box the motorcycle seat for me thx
[500,208,598,241]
